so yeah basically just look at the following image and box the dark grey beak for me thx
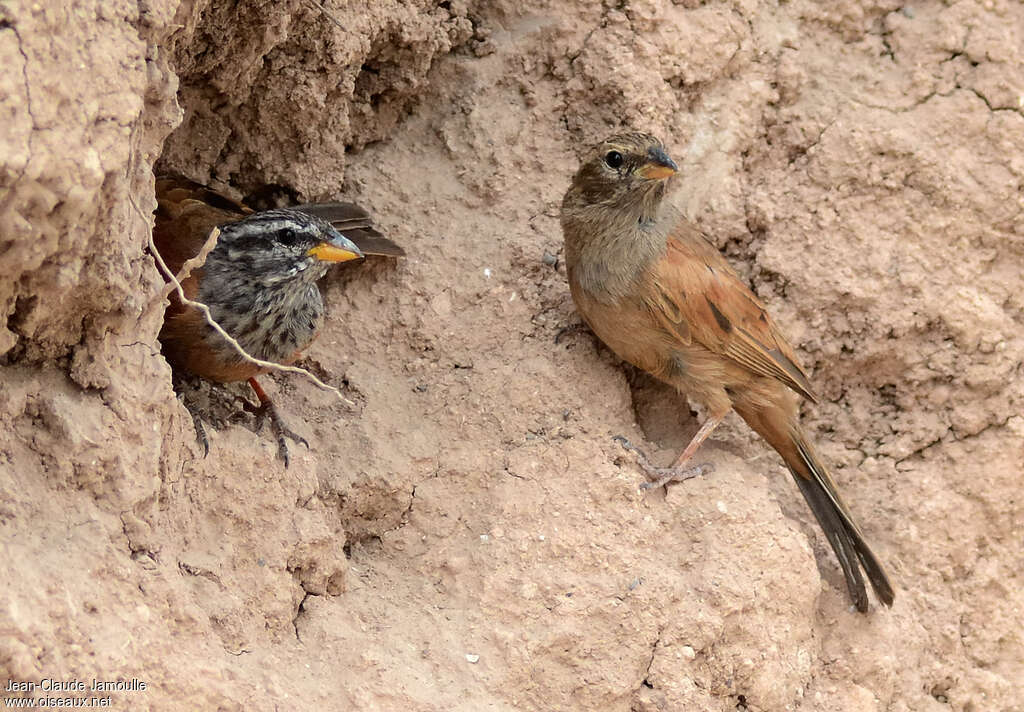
[637,146,679,180]
[647,146,678,172]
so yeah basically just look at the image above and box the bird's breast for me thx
[200,274,323,367]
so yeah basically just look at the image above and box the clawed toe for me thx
[191,411,210,458]
[256,403,309,467]
[172,373,210,458]
[638,462,715,490]
[611,435,634,449]
[613,435,714,491]
[176,393,210,458]
[554,322,590,345]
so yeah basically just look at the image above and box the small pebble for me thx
[465,654,480,664]
[542,252,558,267]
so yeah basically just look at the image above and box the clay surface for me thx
[1,0,1022,709]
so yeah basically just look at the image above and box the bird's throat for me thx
[566,202,673,305]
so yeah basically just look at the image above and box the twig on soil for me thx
[128,192,356,409]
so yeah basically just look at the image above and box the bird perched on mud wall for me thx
[560,132,894,612]
[153,175,404,465]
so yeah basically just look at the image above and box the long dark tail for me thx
[738,405,894,612]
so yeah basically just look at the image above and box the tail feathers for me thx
[737,402,894,611]
[341,229,406,257]
[789,434,895,611]
[289,200,370,225]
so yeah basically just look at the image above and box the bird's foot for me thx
[554,322,591,345]
[254,402,309,467]
[171,373,210,458]
[188,406,210,458]
[612,435,714,490]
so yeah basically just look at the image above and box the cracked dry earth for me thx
[1,0,1022,710]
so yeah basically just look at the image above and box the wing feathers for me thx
[645,283,692,345]
[154,177,405,259]
[650,228,817,402]
[290,202,406,257]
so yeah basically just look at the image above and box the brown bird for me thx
[153,175,404,464]
[561,133,894,612]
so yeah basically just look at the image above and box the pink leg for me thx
[671,411,726,469]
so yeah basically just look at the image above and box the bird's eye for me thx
[277,227,300,246]
[604,151,624,169]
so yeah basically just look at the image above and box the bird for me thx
[560,132,894,612]
[153,175,404,465]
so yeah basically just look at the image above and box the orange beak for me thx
[307,227,364,263]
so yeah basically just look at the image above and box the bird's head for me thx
[565,132,678,216]
[212,209,364,287]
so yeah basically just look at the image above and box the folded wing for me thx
[646,222,817,403]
